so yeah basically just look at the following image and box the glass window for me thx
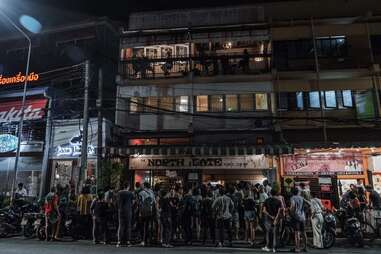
[342,90,353,107]
[176,96,189,112]
[226,95,238,112]
[309,91,320,108]
[129,97,143,113]
[255,93,268,110]
[324,91,337,108]
[210,95,224,112]
[278,92,289,110]
[159,97,173,111]
[144,97,158,112]
[240,94,254,111]
[296,92,304,110]
[196,95,208,112]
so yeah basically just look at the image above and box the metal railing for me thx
[119,54,271,80]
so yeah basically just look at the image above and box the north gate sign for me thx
[129,155,269,170]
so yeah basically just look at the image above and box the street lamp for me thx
[0,9,41,201]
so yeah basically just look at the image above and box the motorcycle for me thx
[0,208,22,238]
[33,213,46,241]
[336,209,364,247]
[322,211,336,249]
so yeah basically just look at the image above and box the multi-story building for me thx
[115,0,381,201]
[0,11,118,197]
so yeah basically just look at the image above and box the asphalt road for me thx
[1,238,381,254]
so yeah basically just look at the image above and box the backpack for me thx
[184,195,195,216]
[141,191,155,217]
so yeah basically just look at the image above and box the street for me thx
[1,238,381,254]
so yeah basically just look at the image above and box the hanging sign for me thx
[0,72,39,86]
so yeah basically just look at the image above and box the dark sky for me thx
[31,0,285,20]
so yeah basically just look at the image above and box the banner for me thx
[0,99,47,123]
[129,155,269,170]
[282,153,364,176]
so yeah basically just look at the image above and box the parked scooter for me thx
[336,209,364,247]
[0,207,22,237]
[322,211,336,249]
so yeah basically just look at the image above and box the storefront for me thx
[280,150,369,208]
[50,118,111,191]
[368,155,381,193]
[0,97,48,197]
[129,154,275,188]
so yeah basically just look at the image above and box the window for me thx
[176,96,189,112]
[144,97,158,112]
[278,92,289,110]
[309,91,320,108]
[255,93,268,110]
[210,95,224,112]
[196,95,208,112]
[226,95,238,112]
[324,91,337,108]
[316,36,347,58]
[342,90,353,107]
[240,94,254,111]
[296,92,304,110]
[159,97,173,111]
[129,97,143,113]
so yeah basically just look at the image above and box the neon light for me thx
[0,134,18,153]
[0,72,39,86]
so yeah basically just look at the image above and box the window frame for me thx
[239,94,255,112]
[225,94,239,112]
[308,91,321,109]
[324,90,338,109]
[255,93,269,111]
[342,90,354,108]
[195,95,209,112]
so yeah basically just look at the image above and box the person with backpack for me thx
[138,182,156,246]
[116,183,135,247]
[290,187,307,253]
[182,187,194,245]
[212,187,234,247]
[192,187,202,240]
[90,192,109,244]
[44,186,61,241]
[201,190,216,245]
[243,187,257,247]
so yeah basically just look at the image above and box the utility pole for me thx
[78,60,90,191]
[96,68,103,192]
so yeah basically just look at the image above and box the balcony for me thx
[119,53,271,80]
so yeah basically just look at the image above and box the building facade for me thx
[115,0,381,203]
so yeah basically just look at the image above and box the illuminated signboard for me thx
[55,131,96,157]
[0,134,18,153]
[0,72,39,86]
[0,99,47,123]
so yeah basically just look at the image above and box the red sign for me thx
[0,99,47,123]
[282,153,364,176]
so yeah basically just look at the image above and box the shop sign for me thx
[129,155,269,170]
[0,72,39,86]
[282,153,364,176]
[55,132,95,157]
[0,134,18,153]
[0,99,47,123]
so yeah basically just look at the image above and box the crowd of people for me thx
[39,180,381,252]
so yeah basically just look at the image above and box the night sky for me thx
[30,0,281,20]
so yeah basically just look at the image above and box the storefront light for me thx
[306,149,311,153]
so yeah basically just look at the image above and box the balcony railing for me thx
[119,53,271,80]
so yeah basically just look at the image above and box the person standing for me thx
[290,187,307,253]
[91,192,109,244]
[160,189,173,248]
[201,190,216,245]
[310,192,324,249]
[243,188,257,247]
[262,189,282,253]
[44,186,60,241]
[138,182,156,246]
[77,185,93,239]
[212,187,234,247]
[182,187,194,245]
[366,185,381,210]
[116,183,134,247]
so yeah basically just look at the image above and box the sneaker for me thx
[140,241,145,247]
[272,248,276,253]
[162,243,168,248]
[217,242,223,248]
[116,243,122,248]
[126,241,131,247]
[167,244,174,248]
[262,246,271,252]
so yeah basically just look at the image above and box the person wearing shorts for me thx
[290,187,307,253]
[243,189,257,247]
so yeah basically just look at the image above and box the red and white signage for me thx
[282,153,364,176]
[0,99,47,123]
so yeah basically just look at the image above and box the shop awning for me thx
[104,144,293,157]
